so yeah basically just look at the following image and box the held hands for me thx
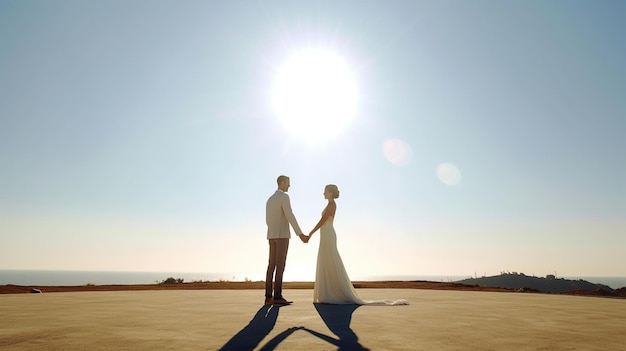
[298,233,311,243]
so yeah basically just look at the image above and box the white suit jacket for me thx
[266,190,303,239]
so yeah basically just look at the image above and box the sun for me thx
[271,49,357,144]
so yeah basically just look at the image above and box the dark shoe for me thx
[273,297,293,306]
[264,297,274,305]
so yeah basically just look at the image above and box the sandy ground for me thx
[2,288,625,350]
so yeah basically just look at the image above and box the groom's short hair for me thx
[277,175,289,185]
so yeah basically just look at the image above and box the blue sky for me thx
[1,1,624,280]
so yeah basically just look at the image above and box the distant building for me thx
[546,274,556,280]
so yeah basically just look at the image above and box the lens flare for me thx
[383,138,412,166]
[437,162,462,186]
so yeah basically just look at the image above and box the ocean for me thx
[0,270,232,286]
[2,270,625,289]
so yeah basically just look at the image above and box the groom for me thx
[265,175,307,306]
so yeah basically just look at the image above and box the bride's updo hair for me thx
[325,184,340,199]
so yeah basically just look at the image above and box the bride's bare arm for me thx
[308,201,336,237]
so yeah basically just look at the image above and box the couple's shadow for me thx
[302,304,369,351]
[219,303,369,350]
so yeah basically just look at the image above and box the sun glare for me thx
[271,49,357,144]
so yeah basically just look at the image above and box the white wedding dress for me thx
[313,211,408,305]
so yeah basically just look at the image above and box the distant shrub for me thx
[159,277,184,284]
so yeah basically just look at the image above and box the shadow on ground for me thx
[219,303,368,350]
[219,305,280,350]
[302,303,369,350]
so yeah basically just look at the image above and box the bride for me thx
[305,184,408,305]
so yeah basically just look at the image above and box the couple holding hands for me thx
[265,175,408,307]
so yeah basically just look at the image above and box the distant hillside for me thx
[457,273,613,293]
